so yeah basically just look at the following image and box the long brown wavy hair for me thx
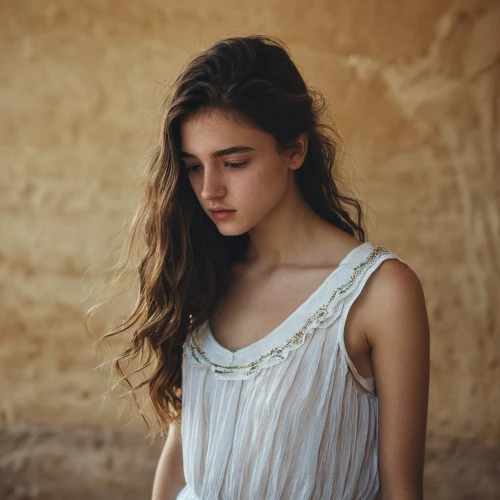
[84,34,367,437]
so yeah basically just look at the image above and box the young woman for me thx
[93,35,430,500]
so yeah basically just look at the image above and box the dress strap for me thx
[337,245,410,392]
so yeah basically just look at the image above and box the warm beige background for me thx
[1,0,499,498]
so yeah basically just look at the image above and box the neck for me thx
[245,175,337,269]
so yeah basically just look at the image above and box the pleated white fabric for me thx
[176,242,408,500]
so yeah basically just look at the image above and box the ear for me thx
[288,133,308,170]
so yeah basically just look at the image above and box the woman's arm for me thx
[365,259,430,500]
[151,420,186,500]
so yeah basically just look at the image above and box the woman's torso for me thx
[177,242,408,500]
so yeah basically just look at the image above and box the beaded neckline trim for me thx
[185,245,392,380]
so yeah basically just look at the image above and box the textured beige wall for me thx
[1,0,499,498]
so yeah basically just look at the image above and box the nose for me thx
[199,167,226,201]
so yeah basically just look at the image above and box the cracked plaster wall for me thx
[1,0,499,498]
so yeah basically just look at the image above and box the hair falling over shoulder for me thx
[84,34,367,436]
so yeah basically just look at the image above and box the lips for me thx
[210,209,236,220]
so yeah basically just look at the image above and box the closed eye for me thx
[185,161,247,174]
[225,161,247,169]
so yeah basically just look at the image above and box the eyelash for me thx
[186,161,247,174]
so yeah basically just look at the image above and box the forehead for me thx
[179,109,269,154]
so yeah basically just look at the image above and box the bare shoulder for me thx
[366,255,422,291]
[358,257,428,343]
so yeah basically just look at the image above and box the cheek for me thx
[238,165,288,203]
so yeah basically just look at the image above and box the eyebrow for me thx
[180,145,255,160]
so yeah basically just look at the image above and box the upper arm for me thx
[364,259,430,500]
[151,419,186,500]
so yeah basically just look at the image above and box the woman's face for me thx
[180,109,301,236]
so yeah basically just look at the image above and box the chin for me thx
[216,226,248,237]
[213,220,251,237]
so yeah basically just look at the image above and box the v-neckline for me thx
[203,241,373,357]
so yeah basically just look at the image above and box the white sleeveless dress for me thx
[176,241,408,500]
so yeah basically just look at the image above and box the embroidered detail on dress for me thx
[185,245,392,380]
